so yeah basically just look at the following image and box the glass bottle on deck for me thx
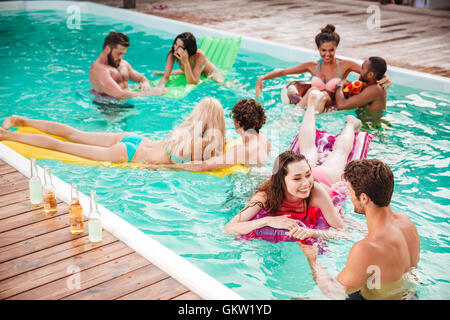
[29,158,42,206]
[69,183,84,234]
[88,190,102,243]
[42,165,57,214]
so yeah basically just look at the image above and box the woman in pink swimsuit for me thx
[255,24,390,113]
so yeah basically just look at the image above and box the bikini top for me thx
[311,58,342,93]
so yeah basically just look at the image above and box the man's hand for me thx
[286,225,315,240]
[139,81,151,92]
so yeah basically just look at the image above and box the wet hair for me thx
[368,56,387,80]
[103,32,129,49]
[257,151,310,215]
[315,24,340,48]
[231,99,266,133]
[171,32,198,57]
[343,159,394,207]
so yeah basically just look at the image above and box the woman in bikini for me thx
[156,32,224,87]
[224,90,361,243]
[0,97,225,165]
[255,24,390,113]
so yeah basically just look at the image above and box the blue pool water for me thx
[0,9,449,299]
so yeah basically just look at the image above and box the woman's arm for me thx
[223,192,268,235]
[335,83,381,110]
[223,192,298,235]
[159,52,176,87]
[255,61,314,97]
[341,59,391,89]
[341,59,361,79]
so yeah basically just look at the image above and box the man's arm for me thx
[95,67,141,99]
[335,84,381,110]
[126,61,150,90]
[149,146,247,172]
[255,62,314,97]
[301,242,371,299]
[126,61,167,95]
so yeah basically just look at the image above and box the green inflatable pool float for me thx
[151,36,241,99]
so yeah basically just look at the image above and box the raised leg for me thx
[317,115,362,184]
[298,87,331,112]
[0,128,128,162]
[297,90,327,166]
[1,115,128,147]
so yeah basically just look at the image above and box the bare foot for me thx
[1,115,21,130]
[307,89,322,105]
[346,115,362,131]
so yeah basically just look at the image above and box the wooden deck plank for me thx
[0,172,29,196]
[0,164,17,175]
[0,189,29,209]
[63,264,170,300]
[118,277,190,300]
[0,207,72,248]
[0,225,91,264]
[0,241,132,299]
[0,200,45,220]
[0,200,64,233]
[8,252,150,300]
[0,232,116,281]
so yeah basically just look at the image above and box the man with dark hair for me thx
[298,159,420,300]
[148,99,271,172]
[335,57,387,112]
[90,32,166,99]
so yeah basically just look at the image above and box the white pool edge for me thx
[1,0,448,93]
[0,143,244,300]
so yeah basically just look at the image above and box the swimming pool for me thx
[1,2,449,299]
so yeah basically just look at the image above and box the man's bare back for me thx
[360,84,386,112]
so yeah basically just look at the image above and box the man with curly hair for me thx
[148,98,271,172]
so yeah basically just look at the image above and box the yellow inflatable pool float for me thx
[1,126,249,177]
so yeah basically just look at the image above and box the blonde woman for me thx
[0,97,226,164]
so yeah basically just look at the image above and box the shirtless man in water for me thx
[89,32,166,99]
[335,57,387,113]
[289,159,420,300]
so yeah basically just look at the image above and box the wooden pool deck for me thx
[0,160,201,300]
[92,0,450,78]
